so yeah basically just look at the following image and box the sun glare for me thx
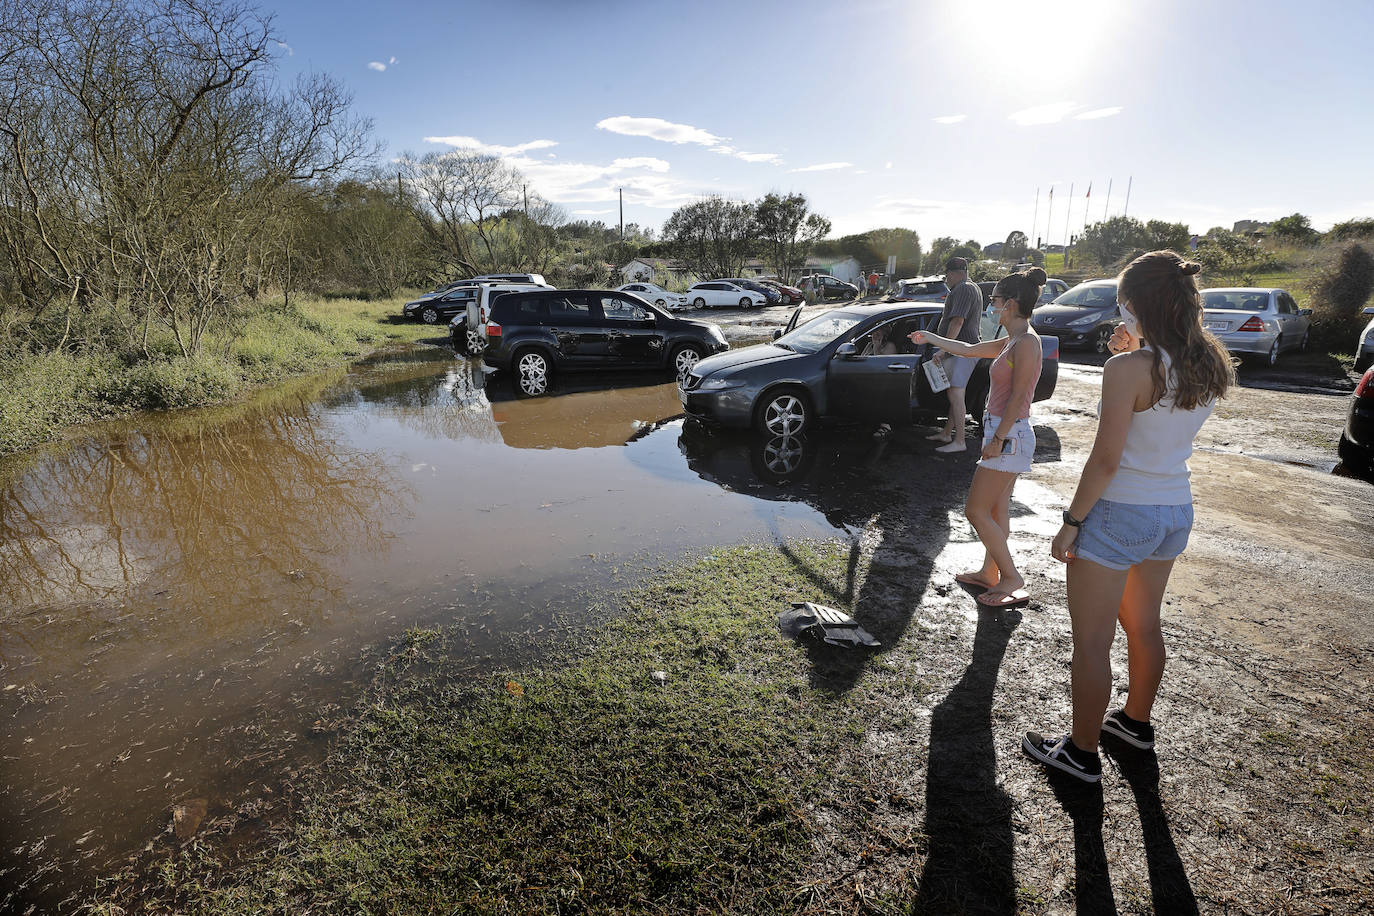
[944,0,1122,89]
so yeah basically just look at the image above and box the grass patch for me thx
[99,542,876,915]
[0,294,435,457]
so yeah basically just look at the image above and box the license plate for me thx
[1205,321,1226,331]
[679,388,688,406]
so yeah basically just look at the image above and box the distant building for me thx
[797,255,863,285]
[619,257,697,286]
[983,242,1005,258]
[1233,219,1271,236]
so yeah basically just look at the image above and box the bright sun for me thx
[943,0,1125,89]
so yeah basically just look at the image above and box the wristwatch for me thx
[1062,509,1083,528]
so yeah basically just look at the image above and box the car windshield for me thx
[774,311,867,353]
[1203,291,1268,311]
[901,282,941,295]
[1053,284,1118,308]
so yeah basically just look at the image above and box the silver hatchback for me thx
[1201,288,1311,366]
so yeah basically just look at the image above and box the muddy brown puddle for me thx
[0,347,860,912]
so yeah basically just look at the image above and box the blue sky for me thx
[270,0,1374,245]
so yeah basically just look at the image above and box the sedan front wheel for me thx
[757,389,809,436]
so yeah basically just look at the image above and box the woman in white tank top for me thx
[1022,251,1235,784]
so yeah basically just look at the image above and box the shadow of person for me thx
[1103,737,1199,915]
[1047,771,1117,915]
[1032,423,1062,464]
[911,607,1022,915]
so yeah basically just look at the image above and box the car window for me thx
[1202,291,1267,311]
[599,295,648,320]
[854,318,919,355]
[775,310,867,354]
[546,294,594,321]
[1054,284,1117,307]
[497,295,546,323]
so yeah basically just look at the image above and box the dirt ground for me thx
[793,348,1374,914]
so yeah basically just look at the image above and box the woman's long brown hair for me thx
[1117,250,1235,410]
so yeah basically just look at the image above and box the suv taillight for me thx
[486,322,502,337]
[1238,316,1265,331]
[1356,368,1374,398]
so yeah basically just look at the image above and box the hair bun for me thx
[1180,261,1201,276]
[1025,267,1047,285]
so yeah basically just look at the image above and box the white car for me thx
[617,282,688,310]
[685,281,766,309]
[448,282,551,356]
[1357,305,1374,372]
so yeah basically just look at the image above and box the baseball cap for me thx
[944,257,969,271]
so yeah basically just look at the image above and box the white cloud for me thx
[424,136,560,156]
[276,41,293,56]
[855,169,868,175]
[610,157,670,172]
[708,145,781,164]
[933,114,967,124]
[1074,106,1122,120]
[389,56,397,65]
[596,116,722,146]
[573,209,616,216]
[1009,102,1082,125]
[367,61,386,72]
[789,162,853,173]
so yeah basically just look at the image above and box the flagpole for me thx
[1082,182,1092,231]
[1031,187,1039,250]
[1124,176,1132,218]
[1063,183,1074,248]
[1103,178,1112,221]
[1044,185,1054,251]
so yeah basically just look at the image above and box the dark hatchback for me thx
[681,304,1059,436]
[481,290,729,395]
[1030,279,1121,354]
[1338,366,1374,480]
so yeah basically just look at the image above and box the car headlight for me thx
[1067,314,1101,328]
[697,377,742,390]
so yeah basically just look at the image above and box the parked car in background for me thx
[889,277,948,302]
[1354,306,1374,371]
[685,280,767,309]
[680,303,1059,436]
[1338,364,1374,480]
[617,282,688,310]
[472,272,548,286]
[1038,278,1069,303]
[449,282,552,355]
[1201,288,1311,366]
[481,290,729,395]
[721,278,782,305]
[1030,279,1122,354]
[797,275,859,301]
[403,282,480,325]
[756,278,805,305]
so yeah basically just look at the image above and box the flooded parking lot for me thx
[0,347,868,909]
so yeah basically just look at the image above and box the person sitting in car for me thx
[861,324,900,356]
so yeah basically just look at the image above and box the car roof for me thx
[1202,287,1280,294]
[820,303,944,319]
[898,276,946,284]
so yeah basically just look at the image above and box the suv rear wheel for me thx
[514,348,551,396]
[466,327,486,356]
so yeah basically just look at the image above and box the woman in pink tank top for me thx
[911,267,1046,609]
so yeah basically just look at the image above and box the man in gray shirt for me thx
[929,256,983,452]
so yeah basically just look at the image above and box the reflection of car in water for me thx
[681,304,1060,436]
[482,372,684,450]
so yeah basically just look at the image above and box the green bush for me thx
[1310,242,1374,348]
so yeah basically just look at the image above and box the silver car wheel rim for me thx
[466,329,486,354]
[764,395,805,436]
[518,353,548,394]
[422,308,439,324]
[675,348,701,379]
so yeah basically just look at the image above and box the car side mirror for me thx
[835,342,859,360]
[772,329,783,340]
[1299,308,1312,317]
[1363,306,1374,317]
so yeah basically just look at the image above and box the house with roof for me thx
[619,257,697,288]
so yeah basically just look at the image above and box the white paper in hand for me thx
[923,358,950,393]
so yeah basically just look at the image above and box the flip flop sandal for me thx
[954,572,996,589]
[976,588,1031,609]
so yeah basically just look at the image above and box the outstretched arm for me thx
[909,330,1006,359]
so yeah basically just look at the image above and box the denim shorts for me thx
[1074,499,1194,571]
[977,414,1035,474]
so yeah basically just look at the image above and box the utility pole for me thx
[522,183,528,216]
[619,187,624,241]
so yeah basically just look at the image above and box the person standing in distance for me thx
[927,257,984,452]
[1022,250,1235,783]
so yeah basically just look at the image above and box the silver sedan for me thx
[1201,287,1311,366]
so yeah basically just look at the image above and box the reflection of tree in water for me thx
[331,356,503,445]
[0,379,409,660]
